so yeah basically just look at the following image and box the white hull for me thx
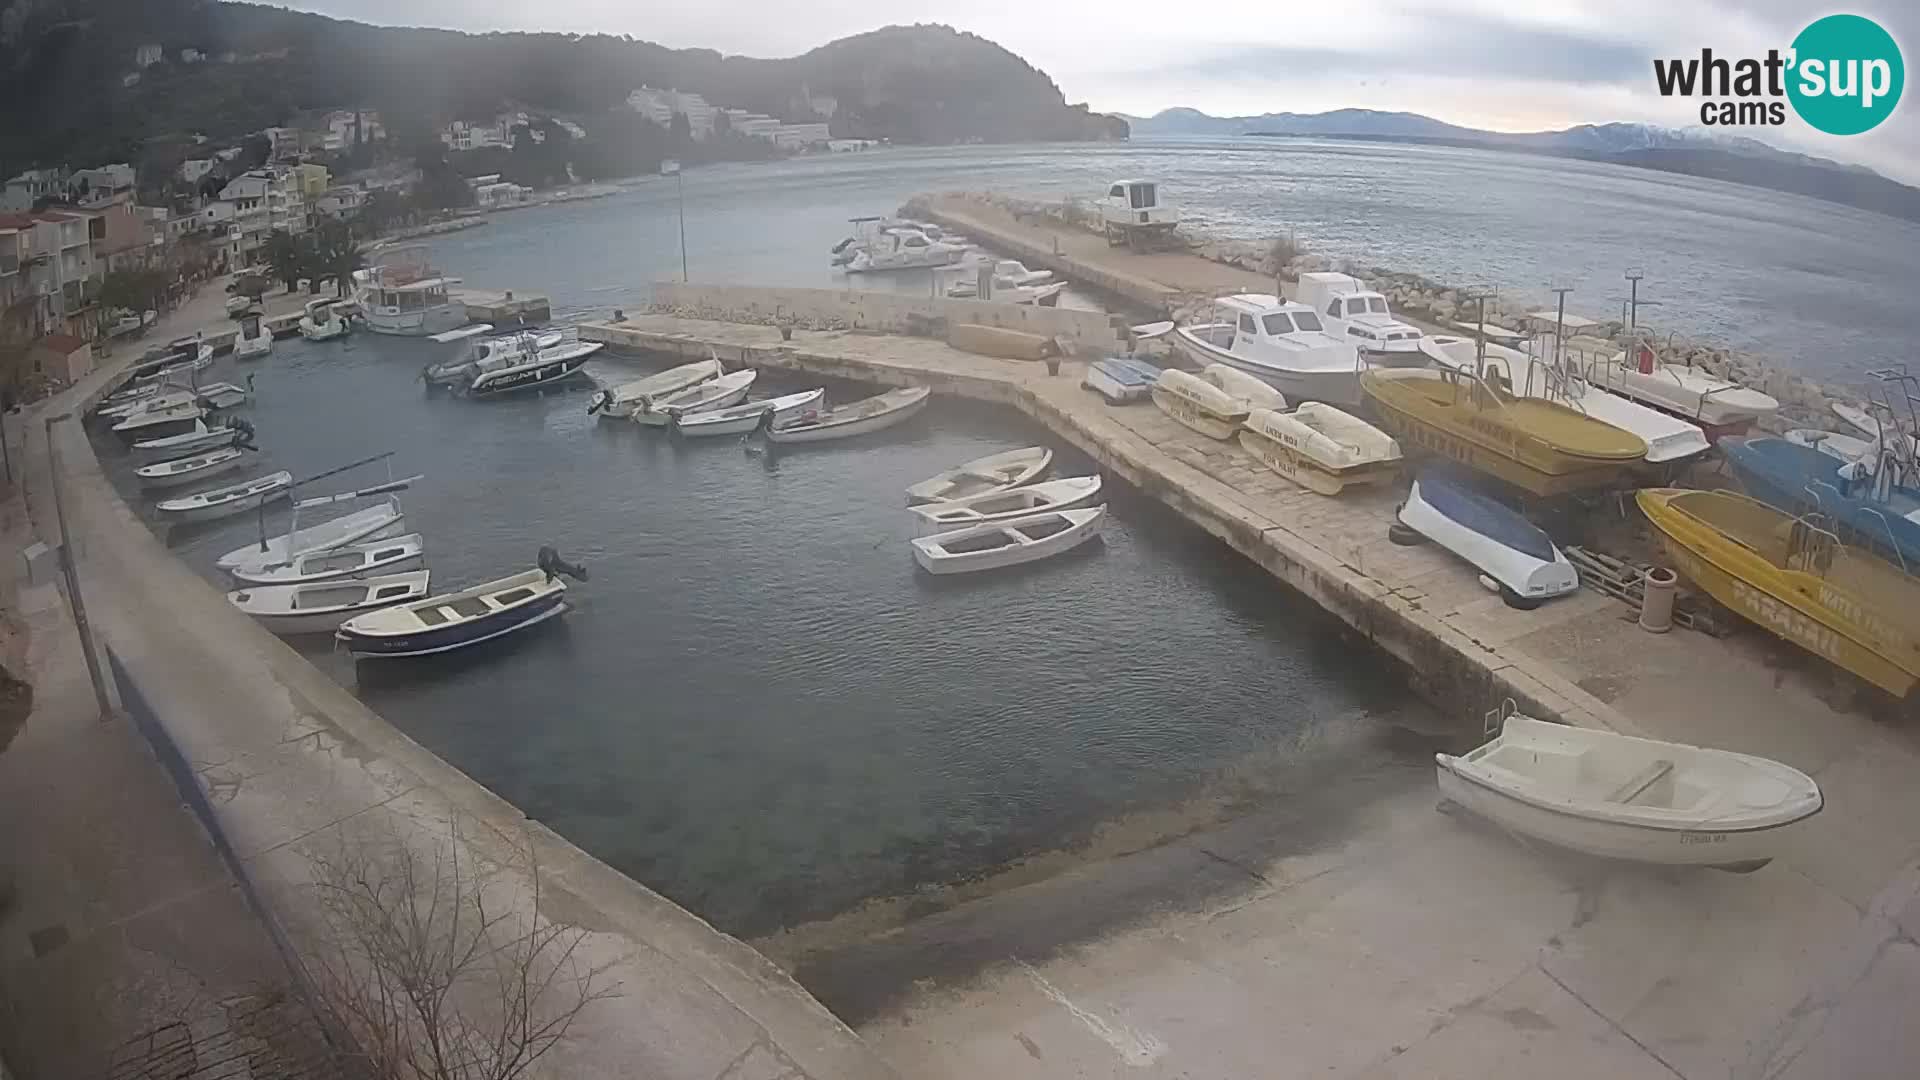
[911,506,1106,574]
[1436,715,1821,870]
[229,571,433,636]
[359,305,469,337]
[233,333,273,360]
[633,370,756,426]
[1151,369,1246,440]
[1398,477,1579,602]
[906,447,1052,504]
[137,449,245,490]
[113,404,206,436]
[157,472,293,525]
[230,533,426,586]
[767,387,930,444]
[909,476,1103,534]
[299,319,349,342]
[1083,361,1155,404]
[1786,428,1875,463]
[134,423,243,461]
[217,499,405,572]
[669,389,825,437]
[1587,355,1778,427]
[1172,326,1363,408]
[1200,364,1289,413]
[590,359,722,419]
[1238,405,1400,496]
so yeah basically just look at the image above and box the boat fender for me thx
[537,547,588,583]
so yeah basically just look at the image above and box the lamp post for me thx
[664,159,687,283]
[1624,267,1645,330]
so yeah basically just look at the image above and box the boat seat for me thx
[450,597,492,618]
[1606,759,1675,805]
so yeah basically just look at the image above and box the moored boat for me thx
[908,476,1103,534]
[298,298,351,342]
[1397,466,1579,608]
[463,339,602,397]
[906,447,1052,504]
[1238,404,1401,495]
[352,246,467,337]
[1362,367,1646,497]
[133,419,252,461]
[233,312,273,360]
[112,400,205,438]
[229,532,426,586]
[765,386,931,444]
[229,570,433,636]
[218,496,407,573]
[1200,363,1289,413]
[1638,487,1920,695]
[586,358,722,419]
[336,551,586,658]
[632,369,756,426]
[666,388,825,438]
[135,446,247,490]
[1151,369,1247,440]
[910,506,1106,574]
[155,470,293,526]
[1436,712,1822,871]
[1083,356,1161,404]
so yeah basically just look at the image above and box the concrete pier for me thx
[454,286,552,325]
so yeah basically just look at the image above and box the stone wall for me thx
[646,281,1129,356]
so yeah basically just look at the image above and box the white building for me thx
[772,123,832,149]
[626,87,716,139]
[440,120,509,152]
[216,168,308,263]
[314,187,366,220]
[321,110,386,152]
[134,43,163,68]
[2,168,67,211]
[474,182,533,208]
[179,159,215,185]
[70,163,136,200]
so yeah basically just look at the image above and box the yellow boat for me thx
[1637,488,1920,696]
[1362,368,1646,496]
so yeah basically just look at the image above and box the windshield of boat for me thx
[1261,313,1295,336]
[1292,311,1325,332]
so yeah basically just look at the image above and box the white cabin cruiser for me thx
[1172,294,1363,407]
[298,298,351,341]
[1295,272,1428,364]
[1584,340,1778,434]
[843,228,968,273]
[352,246,467,337]
[462,337,602,397]
[233,312,273,360]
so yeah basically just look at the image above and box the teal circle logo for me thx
[1787,14,1903,135]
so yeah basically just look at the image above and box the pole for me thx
[44,414,115,721]
[1547,283,1574,366]
[676,170,688,284]
[1625,267,1645,330]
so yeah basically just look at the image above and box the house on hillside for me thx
[2,169,67,212]
[70,164,137,207]
[134,43,163,68]
[627,87,716,139]
[440,120,508,152]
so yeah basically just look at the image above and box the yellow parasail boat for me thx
[1362,367,1646,496]
[1638,487,1920,696]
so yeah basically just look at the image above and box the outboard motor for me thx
[586,388,612,415]
[230,417,258,451]
[537,547,588,583]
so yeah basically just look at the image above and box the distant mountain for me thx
[1119,107,1911,221]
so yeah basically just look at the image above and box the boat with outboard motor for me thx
[586,358,722,419]
[764,386,930,444]
[630,369,755,426]
[336,549,585,658]
[230,570,433,637]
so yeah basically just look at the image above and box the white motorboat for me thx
[351,246,467,337]
[1436,712,1822,871]
[1832,402,1920,457]
[136,447,247,491]
[102,388,193,419]
[908,476,1103,534]
[1171,295,1363,407]
[1425,336,1711,464]
[988,259,1053,286]
[133,419,251,461]
[229,570,433,637]
[336,552,585,658]
[112,400,205,437]
[233,312,273,360]
[464,339,602,397]
[587,359,722,419]
[838,225,967,272]
[944,277,1066,306]
[911,506,1106,575]
[1396,467,1578,609]
[191,381,252,411]
[155,470,293,526]
[425,327,570,387]
[130,343,213,385]
[298,298,351,342]
[218,496,407,573]
[666,388,825,438]
[906,447,1052,504]
[1151,369,1247,440]
[1295,272,1428,363]
[766,386,931,444]
[1200,364,1289,413]
[1083,356,1161,404]
[230,532,426,586]
[1239,404,1401,495]
[1584,341,1778,432]
[1786,428,1876,463]
[633,369,756,426]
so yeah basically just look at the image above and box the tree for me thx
[98,269,168,315]
[264,230,304,292]
[313,220,365,297]
[239,132,273,170]
[669,110,692,145]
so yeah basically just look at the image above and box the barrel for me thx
[1640,566,1677,633]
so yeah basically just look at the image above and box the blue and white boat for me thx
[1396,465,1578,609]
[336,550,586,658]
[1719,435,1920,567]
[1082,356,1161,404]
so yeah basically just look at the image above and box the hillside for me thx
[0,2,1126,173]
[1121,107,1916,222]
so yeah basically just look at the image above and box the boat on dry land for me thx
[1638,486,1920,696]
[1171,294,1362,407]
[1083,356,1160,404]
[1151,369,1247,440]
[1361,367,1646,497]
[1436,712,1821,872]
[1238,404,1400,495]
[1200,363,1288,413]
[1583,340,1778,436]
[1396,466,1578,608]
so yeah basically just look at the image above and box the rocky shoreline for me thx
[915,191,1852,434]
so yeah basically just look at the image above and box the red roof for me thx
[37,333,87,354]
[0,212,34,229]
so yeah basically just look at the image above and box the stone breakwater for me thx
[905,191,1851,435]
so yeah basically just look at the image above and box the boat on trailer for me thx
[1718,436,1920,569]
[631,370,756,426]
[1583,340,1778,436]
[1396,466,1579,609]
[911,506,1106,574]
[135,447,247,490]
[1436,711,1821,872]
[906,447,1052,504]
[908,476,1103,535]
[336,550,586,658]
[1151,369,1247,440]
[1171,294,1363,407]
[229,571,433,636]
[666,388,825,438]
[155,470,293,526]
[765,386,931,444]
[1238,404,1401,495]
[1083,356,1161,404]
[229,532,426,586]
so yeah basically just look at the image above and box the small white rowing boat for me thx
[217,497,406,573]
[586,358,721,419]
[1436,713,1821,872]
[101,388,192,418]
[634,369,756,426]
[155,470,292,525]
[133,420,249,461]
[229,533,426,586]
[111,400,205,436]
[908,476,1103,534]
[911,505,1106,575]
[1200,364,1289,413]
[666,388,825,438]
[1151,369,1247,440]
[1238,404,1401,495]
[906,446,1052,504]
[136,447,247,490]
[766,386,931,444]
[228,570,433,636]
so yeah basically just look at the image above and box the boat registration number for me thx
[1679,831,1729,845]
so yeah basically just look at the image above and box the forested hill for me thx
[0,1,1127,172]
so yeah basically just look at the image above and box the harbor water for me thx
[95,137,1918,935]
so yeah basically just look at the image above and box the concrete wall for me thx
[909,204,1184,313]
[647,281,1129,356]
[20,370,898,1080]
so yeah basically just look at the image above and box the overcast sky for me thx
[290,1,1917,180]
